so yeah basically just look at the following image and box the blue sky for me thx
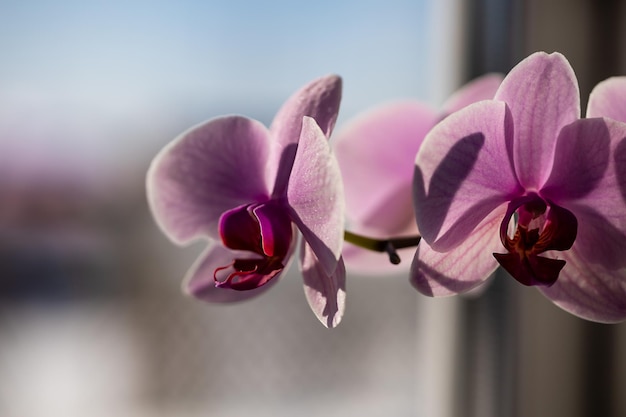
[0,0,458,176]
[0,1,433,106]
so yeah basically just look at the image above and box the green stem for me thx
[344,230,422,265]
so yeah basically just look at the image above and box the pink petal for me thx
[414,100,521,251]
[271,74,342,143]
[440,73,504,115]
[540,193,626,322]
[333,101,437,235]
[541,118,612,200]
[300,241,346,328]
[287,117,345,275]
[494,52,580,189]
[587,77,626,120]
[615,138,626,208]
[147,116,272,244]
[540,242,626,323]
[410,205,504,296]
[563,203,626,271]
[543,118,626,240]
[183,244,282,303]
[270,75,342,197]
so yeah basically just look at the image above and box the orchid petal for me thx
[147,116,271,244]
[440,73,503,116]
[414,100,521,251]
[540,243,626,323]
[563,203,626,271]
[410,206,504,296]
[494,52,580,189]
[587,77,626,120]
[544,118,626,231]
[334,101,437,235]
[183,244,281,303]
[615,138,626,209]
[288,117,344,275]
[300,241,346,328]
[271,74,342,143]
[348,181,417,237]
[270,75,342,197]
[541,118,611,200]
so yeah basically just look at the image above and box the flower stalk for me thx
[344,230,421,265]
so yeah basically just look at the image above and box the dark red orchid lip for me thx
[214,256,285,291]
[494,193,577,286]
[215,201,293,291]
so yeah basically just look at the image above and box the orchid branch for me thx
[343,231,421,265]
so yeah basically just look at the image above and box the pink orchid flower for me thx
[146,75,347,328]
[587,76,626,122]
[413,52,626,323]
[333,74,502,273]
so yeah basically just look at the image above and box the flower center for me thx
[215,201,293,290]
[493,193,577,286]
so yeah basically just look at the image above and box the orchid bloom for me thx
[413,52,626,322]
[333,74,502,273]
[146,75,347,328]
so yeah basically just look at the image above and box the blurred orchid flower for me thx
[587,76,626,121]
[147,75,346,328]
[413,51,626,322]
[334,74,502,274]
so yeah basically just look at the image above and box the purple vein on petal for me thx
[414,100,520,250]
[494,52,580,189]
[411,206,504,296]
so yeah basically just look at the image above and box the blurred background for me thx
[0,0,624,416]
